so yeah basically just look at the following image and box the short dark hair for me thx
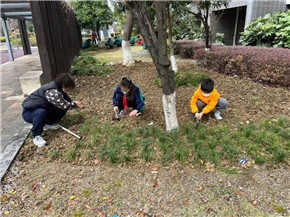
[201,78,214,93]
[54,73,75,89]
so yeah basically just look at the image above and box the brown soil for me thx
[1,61,290,216]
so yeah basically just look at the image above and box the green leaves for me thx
[240,10,290,48]
[70,1,113,30]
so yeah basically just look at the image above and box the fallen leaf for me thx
[135,209,142,214]
[201,198,208,203]
[109,200,113,204]
[170,195,176,202]
[103,197,109,200]
[252,200,258,206]
[70,196,75,200]
[153,180,158,188]
[1,195,7,201]
[145,195,152,201]
[3,210,9,215]
[252,182,256,185]
[85,204,94,210]
[96,211,105,217]
[94,159,100,165]
[200,159,204,165]
[68,201,79,206]
[195,186,203,192]
[32,183,38,190]
[204,206,210,213]
[20,193,28,201]
[151,167,158,171]
[234,191,243,195]
[169,209,174,213]
[184,201,189,205]
[42,185,46,188]
[43,204,52,211]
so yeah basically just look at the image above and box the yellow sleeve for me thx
[190,92,199,114]
[202,98,218,114]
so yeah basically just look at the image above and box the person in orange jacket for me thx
[190,78,228,120]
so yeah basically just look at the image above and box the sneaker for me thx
[214,110,223,120]
[33,136,46,147]
[43,124,60,130]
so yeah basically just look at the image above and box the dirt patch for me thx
[14,61,289,164]
[1,161,289,216]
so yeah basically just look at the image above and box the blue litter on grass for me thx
[239,157,246,166]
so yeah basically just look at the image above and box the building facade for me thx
[212,0,289,45]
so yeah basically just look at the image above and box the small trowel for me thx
[112,111,120,121]
[196,116,201,129]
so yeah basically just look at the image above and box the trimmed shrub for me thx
[173,40,222,58]
[70,55,111,76]
[195,46,290,88]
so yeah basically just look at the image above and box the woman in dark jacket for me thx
[22,73,84,147]
[113,77,145,117]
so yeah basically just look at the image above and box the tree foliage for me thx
[70,1,113,30]
[240,10,290,48]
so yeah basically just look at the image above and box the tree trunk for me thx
[204,8,211,50]
[125,1,179,131]
[167,4,177,73]
[122,8,135,65]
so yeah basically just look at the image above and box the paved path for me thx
[0,47,39,65]
[0,53,41,181]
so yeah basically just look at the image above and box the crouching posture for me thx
[113,77,145,117]
[22,73,84,147]
[190,78,228,121]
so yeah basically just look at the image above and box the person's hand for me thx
[129,110,138,117]
[114,106,119,112]
[74,101,84,109]
[195,112,204,120]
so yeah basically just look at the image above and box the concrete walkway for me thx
[0,53,41,181]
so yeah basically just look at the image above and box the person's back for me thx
[115,37,122,47]
[105,38,114,48]
[82,39,91,49]
[190,78,228,120]
[130,36,135,45]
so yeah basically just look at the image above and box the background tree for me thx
[70,1,113,41]
[124,1,179,131]
[186,0,229,50]
[167,3,177,72]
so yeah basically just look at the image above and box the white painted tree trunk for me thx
[122,40,135,65]
[170,55,178,73]
[162,92,179,131]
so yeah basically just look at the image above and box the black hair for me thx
[201,78,214,93]
[120,77,135,101]
[54,73,75,89]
